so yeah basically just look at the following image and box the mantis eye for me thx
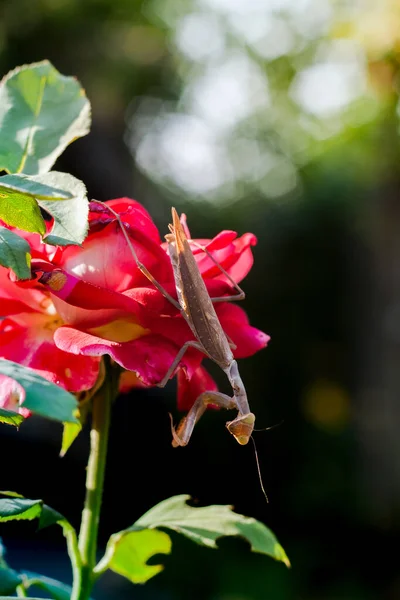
[226,412,255,445]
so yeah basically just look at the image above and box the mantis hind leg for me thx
[189,241,245,303]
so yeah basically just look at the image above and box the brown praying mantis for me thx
[95,203,256,447]
[164,209,255,447]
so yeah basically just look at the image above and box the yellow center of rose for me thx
[44,316,64,332]
[89,319,150,343]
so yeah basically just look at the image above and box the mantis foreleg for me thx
[189,241,245,303]
[93,201,244,307]
[170,391,236,447]
[91,200,181,310]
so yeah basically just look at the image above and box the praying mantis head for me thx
[226,412,255,445]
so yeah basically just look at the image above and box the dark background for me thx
[1,1,400,598]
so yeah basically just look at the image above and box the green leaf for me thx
[0,493,69,531]
[0,565,22,595]
[0,190,45,234]
[61,421,82,457]
[0,498,43,523]
[0,226,31,279]
[0,360,79,424]
[0,407,24,427]
[100,495,289,585]
[135,495,290,564]
[38,505,65,530]
[0,61,91,175]
[0,174,72,200]
[36,172,88,246]
[61,394,92,456]
[102,529,171,584]
[0,506,74,599]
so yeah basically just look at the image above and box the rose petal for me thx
[118,370,145,393]
[125,285,179,317]
[144,315,196,349]
[0,374,30,417]
[104,198,161,244]
[54,328,200,385]
[216,303,270,358]
[0,267,52,316]
[34,263,145,322]
[202,231,237,251]
[177,366,218,411]
[0,321,100,391]
[54,220,172,293]
[196,233,257,284]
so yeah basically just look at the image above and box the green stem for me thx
[16,584,27,597]
[65,523,82,598]
[71,359,117,600]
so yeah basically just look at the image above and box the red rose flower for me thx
[0,198,269,413]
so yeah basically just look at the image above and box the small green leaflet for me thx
[0,174,72,200]
[0,492,66,530]
[0,226,31,279]
[97,495,290,584]
[0,493,75,598]
[36,172,89,246]
[0,189,45,234]
[0,497,46,524]
[0,61,91,175]
[100,529,171,583]
[61,421,82,456]
[0,407,24,427]
[61,392,93,456]
[0,173,71,233]
[0,360,79,424]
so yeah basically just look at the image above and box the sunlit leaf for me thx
[135,495,290,563]
[0,492,68,532]
[100,495,289,584]
[61,393,93,456]
[0,226,31,279]
[0,174,72,200]
[0,497,43,523]
[0,360,79,424]
[61,421,82,457]
[0,407,24,427]
[0,190,45,234]
[36,172,88,246]
[102,529,171,584]
[0,61,91,175]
